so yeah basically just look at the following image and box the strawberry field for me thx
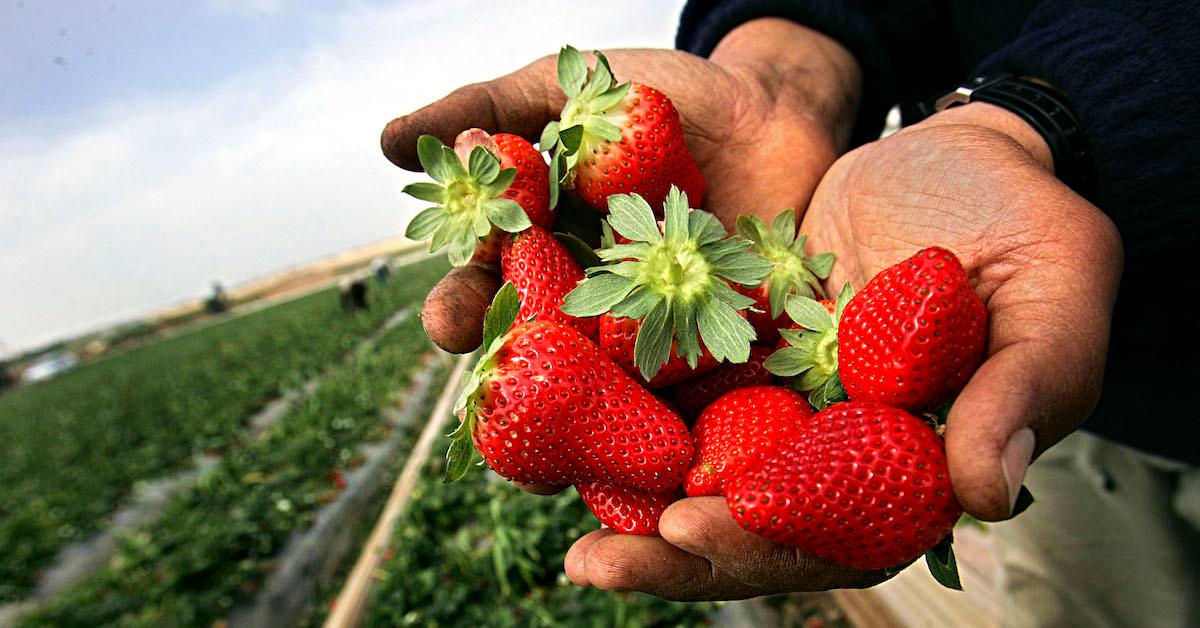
[0,256,447,604]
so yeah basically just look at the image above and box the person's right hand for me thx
[383,18,862,354]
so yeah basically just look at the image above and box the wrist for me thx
[920,102,1055,173]
[710,18,862,151]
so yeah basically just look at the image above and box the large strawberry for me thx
[500,225,597,340]
[447,284,692,534]
[727,400,962,570]
[541,46,705,213]
[733,209,835,344]
[561,187,772,383]
[684,385,813,497]
[767,248,987,412]
[404,129,551,265]
[673,344,774,420]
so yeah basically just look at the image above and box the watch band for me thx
[931,75,1094,196]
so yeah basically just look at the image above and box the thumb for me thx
[381,56,562,171]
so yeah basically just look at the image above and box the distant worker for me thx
[338,276,369,311]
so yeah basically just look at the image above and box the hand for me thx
[800,102,1124,521]
[564,102,1123,600]
[384,18,861,354]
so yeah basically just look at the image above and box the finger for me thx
[947,212,1122,521]
[579,529,762,601]
[564,527,614,586]
[420,260,499,353]
[381,57,562,170]
[658,497,883,591]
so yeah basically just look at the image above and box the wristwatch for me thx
[929,75,1094,196]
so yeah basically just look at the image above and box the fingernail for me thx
[1002,428,1036,515]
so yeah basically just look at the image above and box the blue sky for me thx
[0,0,682,356]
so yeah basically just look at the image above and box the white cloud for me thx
[0,0,683,355]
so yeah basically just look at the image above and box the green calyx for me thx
[403,134,531,266]
[560,186,772,381]
[445,282,521,483]
[540,45,631,208]
[764,283,854,410]
[735,209,835,319]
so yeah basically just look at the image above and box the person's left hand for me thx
[565,102,1123,599]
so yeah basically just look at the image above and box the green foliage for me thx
[21,298,446,626]
[365,458,713,628]
[0,257,448,602]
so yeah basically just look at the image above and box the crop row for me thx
[362,457,714,627]
[0,256,449,600]
[18,301,445,626]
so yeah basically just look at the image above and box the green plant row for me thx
[362,458,714,627]
[19,304,446,627]
[0,256,449,601]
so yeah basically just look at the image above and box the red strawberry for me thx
[448,285,692,534]
[576,483,681,535]
[561,188,771,383]
[599,315,720,388]
[673,345,774,420]
[839,247,986,411]
[684,386,814,497]
[733,210,835,344]
[501,225,597,340]
[404,129,551,266]
[727,400,962,569]
[544,46,705,214]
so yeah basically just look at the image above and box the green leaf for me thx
[924,537,963,591]
[834,282,855,323]
[402,181,446,203]
[735,214,769,244]
[785,296,834,332]
[582,117,622,142]
[634,300,672,381]
[610,287,662,320]
[597,242,651,263]
[581,50,615,100]
[1011,485,1036,517]
[484,199,532,233]
[559,125,585,155]
[429,220,456,253]
[764,347,814,377]
[710,250,772,286]
[805,251,836,279]
[483,282,520,348]
[441,144,468,179]
[405,206,447,240]
[778,328,806,346]
[468,146,500,184]
[483,167,517,197]
[417,135,453,183]
[696,298,755,364]
[771,209,797,245]
[444,416,477,483]
[808,373,847,410]
[689,210,728,245]
[540,121,560,152]
[662,187,690,246]
[768,277,790,319]
[561,273,635,316]
[448,229,477,266]
[548,152,562,209]
[607,194,662,243]
[591,83,630,113]
[554,232,602,269]
[671,302,702,366]
[471,209,492,238]
[557,46,588,97]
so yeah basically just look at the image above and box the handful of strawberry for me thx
[401,44,996,590]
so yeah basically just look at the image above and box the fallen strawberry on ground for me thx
[541,46,706,213]
[404,129,551,266]
[446,283,692,535]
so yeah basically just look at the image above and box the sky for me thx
[0,0,683,357]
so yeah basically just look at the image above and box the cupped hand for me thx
[800,102,1123,521]
[564,101,1123,600]
[385,18,861,354]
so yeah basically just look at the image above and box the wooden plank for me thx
[324,352,471,628]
